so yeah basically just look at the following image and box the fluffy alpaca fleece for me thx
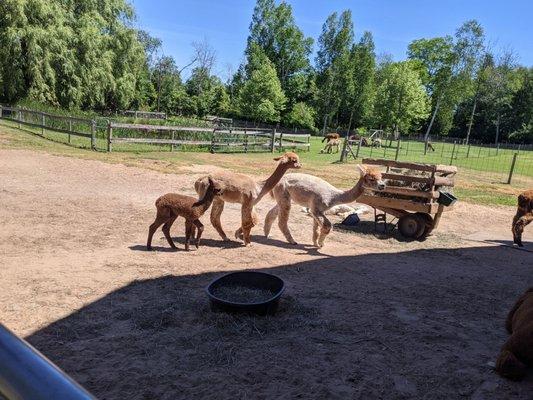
[147,177,223,251]
[512,189,533,247]
[496,288,533,380]
[264,165,385,247]
[195,152,301,246]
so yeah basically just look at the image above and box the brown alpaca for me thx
[495,288,533,380]
[147,177,224,251]
[264,165,386,247]
[512,189,533,247]
[321,133,340,143]
[195,152,301,246]
[320,138,340,154]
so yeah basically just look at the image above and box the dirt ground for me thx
[1,149,532,400]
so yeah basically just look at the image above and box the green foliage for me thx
[373,61,430,133]
[285,102,316,130]
[238,55,286,123]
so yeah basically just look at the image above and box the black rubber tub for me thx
[206,271,285,315]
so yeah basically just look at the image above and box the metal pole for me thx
[0,323,95,400]
[466,144,471,158]
[90,120,96,150]
[507,153,518,184]
[107,121,112,152]
[394,140,401,161]
[449,141,456,165]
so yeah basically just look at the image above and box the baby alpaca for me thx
[495,287,533,380]
[512,189,533,247]
[147,177,223,251]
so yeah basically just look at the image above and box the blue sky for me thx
[131,0,533,79]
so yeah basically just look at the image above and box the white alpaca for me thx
[264,165,385,247]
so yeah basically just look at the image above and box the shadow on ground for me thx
[27,245,533,400]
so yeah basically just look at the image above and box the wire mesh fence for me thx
[341,137,533,186]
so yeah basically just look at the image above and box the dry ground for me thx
[1,149,532,400]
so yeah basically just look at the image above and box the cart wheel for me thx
[398,214,425,239]
[415,213,434,239]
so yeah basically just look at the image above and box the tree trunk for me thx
[465,97,477,145]
[424,95,442,154]
[495,112,501,145]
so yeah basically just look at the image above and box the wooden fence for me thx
[107,122,310,153]
[0,105,97,149]
[0,105,310,154]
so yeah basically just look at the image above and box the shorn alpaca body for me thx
[496,287,533,380]
[147,177,223,251]
[512,189,533,247]
[195,152,301,246]
[264,165,385,247]
[320,138,340,154]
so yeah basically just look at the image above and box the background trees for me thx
[0,0,531,143]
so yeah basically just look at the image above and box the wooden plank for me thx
[357,194,438,214]
[382,172,433,185]
[434,176,455,187]
[435,165,458,175]
[367,186,440,199]
[362,158,437,172]
[111,137,211,145]
[110,122,213,132]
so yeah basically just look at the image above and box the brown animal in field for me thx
[512,189,533,247]
[195,152,301,246]
[147,177,224,251]
[321,132,340,143]
[427,141,436,152]
[495,287,533,380]
[320,138,341,154]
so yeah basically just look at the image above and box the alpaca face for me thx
[274,152,302,169]
[358,165,385,190]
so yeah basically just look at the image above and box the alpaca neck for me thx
[194,190,216,214]
[254,163,290,204]
[330,177,365,207]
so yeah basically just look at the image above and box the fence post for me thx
[394,140,401,161]
[244,130,249,153]
[307,134,310,152]
[41,113,45,135]
[210,128,216,153]
[68,118,72,144]
[18,110,22,129]
[340,136,348,162]
[466,143,471,158]
[449,141,457,165]
[0,105,3,120]
[90,120,96,150]
[106,121,113,152]
[405,140,410,156]
[496,143,500,155]
[507,153,518,184]
[270,129,276,152]
[171,131,175,152]
[478,145,482,158]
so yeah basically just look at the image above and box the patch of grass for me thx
[1,121,530,207]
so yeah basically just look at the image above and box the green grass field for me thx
[1,118,531,207]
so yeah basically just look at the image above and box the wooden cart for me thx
[356,158,457,239]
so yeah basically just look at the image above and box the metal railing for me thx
[0,323,96,400]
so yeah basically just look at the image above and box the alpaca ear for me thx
[273,156,285,162]
[356,164,366,175]
[207,176,214,186]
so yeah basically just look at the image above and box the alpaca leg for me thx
[193,219,204,248]
[277,200,297,245]
[311,210,332,248]
[239,203,256,246]
[236,207,258,239]
[146,207,171,250]
[312,219,320,247]
[184,220,194,251]
[162,214,178,249]
[513,212,532,247]
[210,198,229,241]
[264,205,279,238]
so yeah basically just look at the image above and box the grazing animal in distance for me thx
[320,138,341,154]
[512,189,533,247]
[322,133,340,143]
[495,287,533,380]
[195,152,301,246]
[264,164,386,247]
[371,138,382,147]
[147,177,224,251]
[427,141,436,152]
